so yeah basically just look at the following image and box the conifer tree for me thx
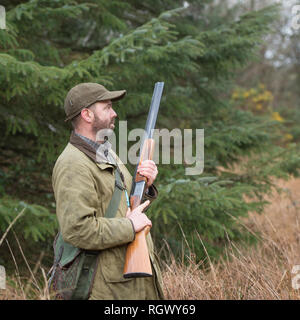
[0,0,299,261]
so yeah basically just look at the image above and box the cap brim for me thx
[98,90,126,102]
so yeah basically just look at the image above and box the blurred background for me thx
[0,0,299,299]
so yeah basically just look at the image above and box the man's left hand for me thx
[137,160,158,187]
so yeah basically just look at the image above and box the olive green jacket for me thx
[52,134,164,300]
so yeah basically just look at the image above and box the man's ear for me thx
[81,108,93,123]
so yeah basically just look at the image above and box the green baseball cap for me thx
[64,82,126,121]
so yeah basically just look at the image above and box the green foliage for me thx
[149,176,260,257]
[0,0,299,262]
[0,196,57,242]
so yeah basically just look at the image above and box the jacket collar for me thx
[69,131,116,168]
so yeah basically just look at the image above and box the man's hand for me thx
[126,200,152,233]
[137,160,158,187]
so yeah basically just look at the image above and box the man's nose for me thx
[111,108,117,118]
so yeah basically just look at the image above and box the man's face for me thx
[90,100,117,135]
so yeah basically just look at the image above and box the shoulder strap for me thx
[104,166,125,218]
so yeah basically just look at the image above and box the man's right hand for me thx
[126,200,152,233]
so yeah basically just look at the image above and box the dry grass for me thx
[1,178,300,300]
[0,220,51,300]
[162,177,300,299]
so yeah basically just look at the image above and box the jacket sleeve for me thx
[52,161,135,251]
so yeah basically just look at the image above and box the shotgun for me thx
[123,82,164,278]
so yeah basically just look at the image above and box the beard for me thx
[92,113,115,142]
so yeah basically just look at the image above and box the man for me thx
[52,82,164,300]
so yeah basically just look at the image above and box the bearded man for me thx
[51,83,164,300]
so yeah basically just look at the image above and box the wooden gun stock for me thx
[123,139,155,278]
